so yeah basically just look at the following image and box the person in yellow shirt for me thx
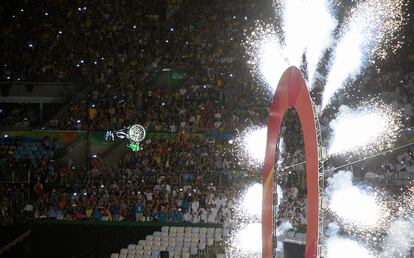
[88,105,97,120]
[85,206,93,219]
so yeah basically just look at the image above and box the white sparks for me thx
[229,183,285,257]
[322,0,406,108]
[328,104,401,156]
[281,0,308,67]
[245,25,288,92]
[327,237,375,258]
[238,126,268,165]
[326,171,382,228]
[241,183,262,219]
[302,0,337,86]
[276,221,292,237]
[281,0,337,86]
[380,220,414,258]
[232,223,262,257]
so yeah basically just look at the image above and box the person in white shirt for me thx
[214,194,225,208]
[289,186,298,200]
[206,194,214,206]
[183,210,192,222]
[227,199,234,209]
[212,197,221,208]
[23,203,33,212]
[165,183,171,194]
[222,206,232,223]
[191,198,199,214]
[192,213,200,223]
[145,191,153,201]
[207,210,216,223]
[210,205,219,218]
[200,208,208,223]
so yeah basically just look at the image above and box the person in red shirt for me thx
[34,180,44,199]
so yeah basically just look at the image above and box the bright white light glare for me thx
[276,221,292,237]
[245,25,288,92]
[241,126,268,164]
[326,171,381,227]
[277,136,285,167]
[322,0,406,108]
[234,223,262,257]
[326,237,375,258]
[281,0,307,67]
[328,104,401,155]
[229,183,284,257]
[302,0,337,87]
[241,183,262,218]
[259,38,287,92]
[380,220,414,258]
[276,184,283,210]
[281,0,336,85]
[237,183,282,221]
[322,22,364,108]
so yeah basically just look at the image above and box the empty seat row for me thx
[111,226,225,258]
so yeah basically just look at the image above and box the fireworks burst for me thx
[328,101,402,156]
[235,125,268,166]
[325,172,414,257]
[325,171,387,230]
[241,0,410,256]
[326,235,375,258]
[322,0,407,108]
[228,222,262,258]
[280,0,337,86]
[238,183,262,219]
[227,183,263,258]
[244,24,288,93]
[228,183,285,257]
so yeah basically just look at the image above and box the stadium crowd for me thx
[118,138,234,180]
[31,176,234,224]
[1,0,271,132]
[0,134,240,225]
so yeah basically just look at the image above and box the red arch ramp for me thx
[262,66,319,258]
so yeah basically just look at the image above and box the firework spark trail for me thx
[229,221,292,258]
[379,220,414,258]
[276,221,292,237]
[247,1,336,91]
[237,125,268,165]
[325,171,385,229]
[240,183,262,219]
[229,183,284,257]
[229,184,263,258]
[328,103,401,156]
[325,172,414,256]
[302,0,336,87]
[280,0,308,68]
[245,25,288,93]
[325,223,375,258]
[281,0,337,86]
[322,0,406,108]
[234,183,283,223]
[378,188,414,257]
[233,222,262,257]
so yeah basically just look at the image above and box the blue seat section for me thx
[3,137,49,166]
